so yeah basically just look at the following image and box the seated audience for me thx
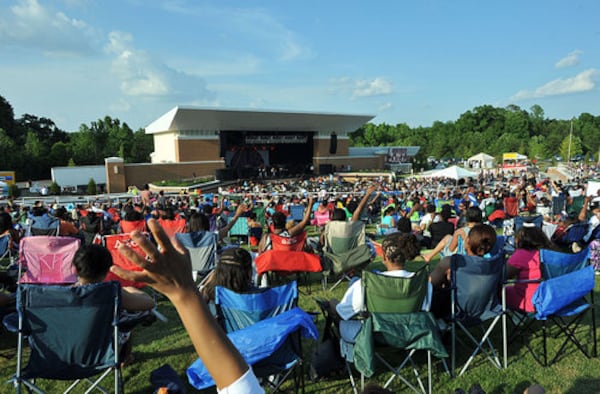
[422,206,483,262]
[73,244,155,366]
[112,219,264,392]
[429,223,496,318]
[505,224,552,312]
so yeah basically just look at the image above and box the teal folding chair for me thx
[13,282,123,393]
[448,252,507,376]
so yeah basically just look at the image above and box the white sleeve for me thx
[335,279,363,320]
[217,368,264,394]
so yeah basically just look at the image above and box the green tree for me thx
[49,181,61,195]
[87,178,97,195]
[49,142,70,167]
[8,183,20,198]
[559,135,583,162]
[0,95,16,141]
[129,128,154,163]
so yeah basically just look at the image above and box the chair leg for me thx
[346,361,359,394]
[428,351,432,394]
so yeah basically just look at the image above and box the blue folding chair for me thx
[514,215,543,233]
[187,307,318,391]
[13,282,123,393]
[448,252,507,376]
[175,231,218,282]
[212,281,311,392]
[0,233,13,264]
[289,205,305,223]
[512,247,597,366]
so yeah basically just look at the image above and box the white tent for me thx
[421,165,478,180]
[467,152,495,169]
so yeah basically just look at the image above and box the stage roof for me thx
[146,106,375,135]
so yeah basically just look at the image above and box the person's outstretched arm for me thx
[351,184,378,222]
[288,196,314,236]
[218,203,247,241]
[111,219,253,391]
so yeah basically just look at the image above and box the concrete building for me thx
[105,106,418,193]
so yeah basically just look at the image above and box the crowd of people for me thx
[1,164,600,392]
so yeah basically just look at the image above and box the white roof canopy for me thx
[146,106,375,134]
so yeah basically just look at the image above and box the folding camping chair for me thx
[18,236,81,284]
[0,233,13,264]
[227,216,249,244]
[289,205,306,223]
[503,197,519,218]
[344,268,448,394]
[100,233,167,322]
[157,218,187,239]
[119,219,146,234]
[311,209,331,229]
[514,215,543,232]
[12,282,123,393]
[322,220,373,291]
[255,249,322,291]
[270,231,307,252]
[28,217,60,237]
[213,281,309,392]
[448,252,507,377]
[101,233,147,289]
[187,307,318,392]
[175,231,218,282]
[510,247,596,366]
[556,222,589,248]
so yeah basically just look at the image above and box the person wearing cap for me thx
[579,195,600,243]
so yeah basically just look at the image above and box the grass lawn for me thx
[2,231,600,393]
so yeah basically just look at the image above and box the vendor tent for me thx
[421,165,478,180]
[467,153,495,169]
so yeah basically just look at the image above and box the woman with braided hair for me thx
[200,247,255,303]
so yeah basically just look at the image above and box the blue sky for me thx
[1,0,599,132]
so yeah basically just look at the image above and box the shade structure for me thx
[421,165,478,180]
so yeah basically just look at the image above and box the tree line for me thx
[0,94,153,181]
[1,93,598,182]
[350,104,599,168]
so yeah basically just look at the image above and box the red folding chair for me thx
[270,232,307,252]
[255,249,322,292]
[102,233,147,289]
[157,218,187,238]
[120,219,146,233]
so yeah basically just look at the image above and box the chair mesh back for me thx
[451,253,504,323]
[540,247,590,279]
[18,282,120,380]
[19,236,81,284]
[215,281,298,333]
[324,221,366,254]
[270,232,306,251]
[176,231,218,273]
[363,267,428,314]
[514,215,543,232]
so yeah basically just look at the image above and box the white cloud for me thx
[378,102,393,112]
[160,1,311,62]
[329,77,393,99]
[0,0,98,55]
[104,31,215,101]
[511,69,599,100]
[555,50,583,69]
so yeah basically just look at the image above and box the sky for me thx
[1,0,599,132]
